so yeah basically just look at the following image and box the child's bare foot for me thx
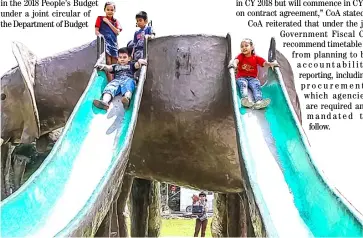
[254,98,271,109]
[93,99,109,110]
[241,97,254,108]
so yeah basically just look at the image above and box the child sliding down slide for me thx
[93,47,147,110]
[229,38,279,109]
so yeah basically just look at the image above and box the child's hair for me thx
[199,191,206,197]
[240,38,255,55]
[136,11,148,21]
[118,47,130,56]
[104,1,116,11]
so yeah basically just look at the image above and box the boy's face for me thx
[118,53,129,65]
[240,42,253,55]
[136,18,147,28]
[104,5,115,17]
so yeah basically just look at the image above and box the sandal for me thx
[93,99,109,110]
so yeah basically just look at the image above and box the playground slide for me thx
[0,40,148,237]
[229,37,363,237]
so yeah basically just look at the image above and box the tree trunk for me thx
[243,188,266,237]
[95,203,115,237]
[1,143,11,200]
[130,178,161,237]
[117,175,134,237]
[109,201,120,237]
[211,193,228,237]
[96,175,135,237]
[240,191,255,237]
[220,192,259,237]
[12,154,29,191]
[148,181,161,237]
[2,143,15,199]
[226,193,243,237]
[130,178,150,237]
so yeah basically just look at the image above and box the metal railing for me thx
[96,35,105,61]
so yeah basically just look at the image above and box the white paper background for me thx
[1,0,362,213]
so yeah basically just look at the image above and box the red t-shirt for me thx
[235,53,266,78]
[95,16,122,30]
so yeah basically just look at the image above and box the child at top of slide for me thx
[95,1,122,82]
[93,47,147,110]
[229,38,279,109]
[132,11,155,61]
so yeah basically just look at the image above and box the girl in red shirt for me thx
[95,2,122,82]
[229,39,278,109]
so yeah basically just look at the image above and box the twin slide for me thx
[1,34,362,237]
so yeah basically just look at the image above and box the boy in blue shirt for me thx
[93,47,147,110]
[132,11,155,61]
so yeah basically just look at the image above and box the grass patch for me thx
[127,218,212,237]
[161,219,212,237]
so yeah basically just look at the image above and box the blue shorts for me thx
[103,76,136,98]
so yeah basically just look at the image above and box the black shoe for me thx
[93,99,109,110]
[121,96,130,109]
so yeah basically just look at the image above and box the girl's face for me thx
[199,195,206,201]
[240,41,253,55]
[104,4,115,18]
